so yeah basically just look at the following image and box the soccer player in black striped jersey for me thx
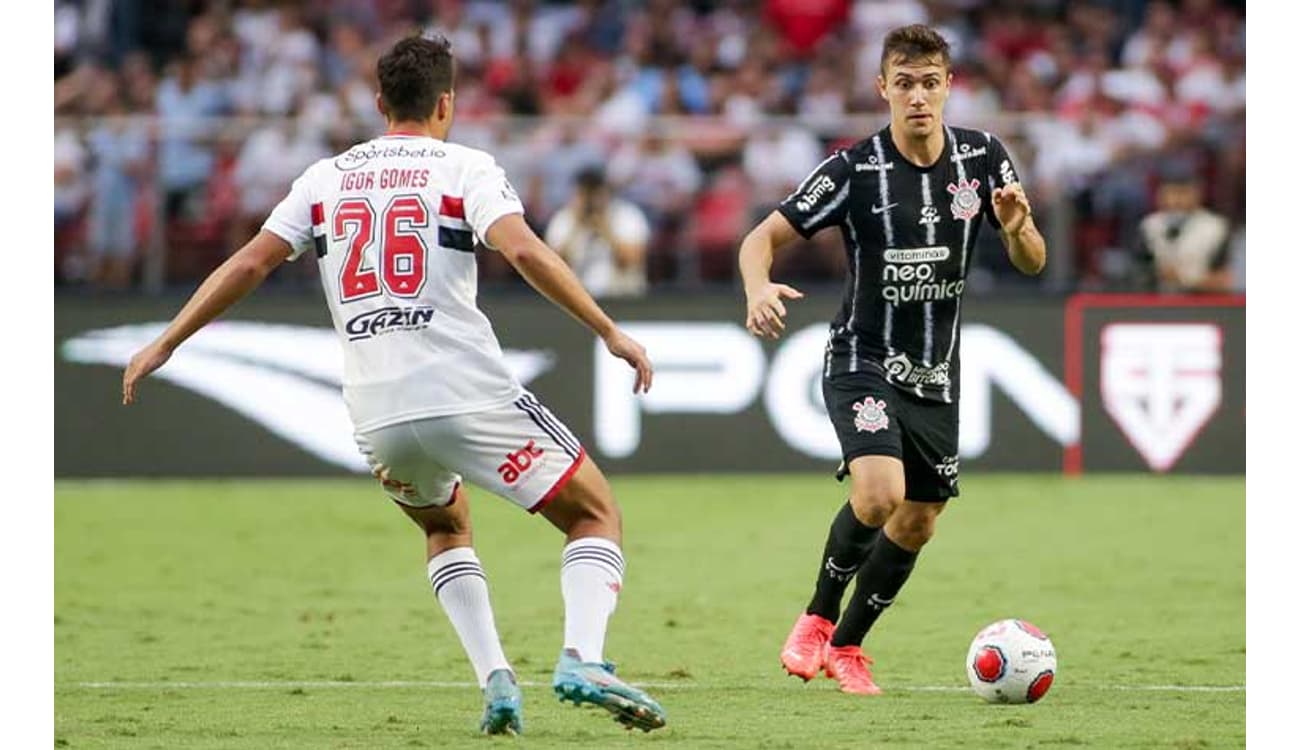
[737,25,1046,695]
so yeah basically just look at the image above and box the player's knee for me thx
[888,511,940,550]
[573,491,621,533]
[543,465,622,539]
[400,487,470,537]
[848,482,903,527]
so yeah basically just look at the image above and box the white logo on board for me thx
[1100,323,1222,472]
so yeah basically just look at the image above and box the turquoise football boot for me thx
[479,668,523,735]
[552,648,666,732]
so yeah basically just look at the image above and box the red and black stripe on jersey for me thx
[310,202,328,258]
[776,125,1018,404]
[438,195,474,252]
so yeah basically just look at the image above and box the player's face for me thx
[877,56,951,140]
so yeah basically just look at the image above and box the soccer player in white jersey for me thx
[122,34,666,735]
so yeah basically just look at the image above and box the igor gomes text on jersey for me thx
[777,125,1020,404]
[263,135,526,432]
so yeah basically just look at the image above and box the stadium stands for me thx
[53,0,1245,294]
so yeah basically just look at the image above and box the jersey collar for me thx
[881,125,950,172]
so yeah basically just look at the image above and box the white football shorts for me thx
[354,391,586,513]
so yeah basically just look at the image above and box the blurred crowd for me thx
[54,0,1246,295]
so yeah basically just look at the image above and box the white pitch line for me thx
[67,681,1245,693]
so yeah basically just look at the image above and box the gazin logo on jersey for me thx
[345,306,436,341]
[880,246,964,304]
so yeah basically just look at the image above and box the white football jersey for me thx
[263,134,526,432]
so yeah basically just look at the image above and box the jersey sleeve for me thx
[776,151,853,239]
[262,171,316,262]
[981,134,1020,231]
[463,155,526,250]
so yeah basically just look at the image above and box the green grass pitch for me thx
[55,474,1244,748]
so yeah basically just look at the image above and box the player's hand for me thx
[122,341,173,405]
[992,183,1031,235]
[745,282,804,339]
[603,328,653,394]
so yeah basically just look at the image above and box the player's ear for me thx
[436,90,454,122]
[375,93,388,120]
[876,75,887,100]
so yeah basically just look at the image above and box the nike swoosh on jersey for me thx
[871,202,898,214]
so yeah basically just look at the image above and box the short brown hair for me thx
[377,33,456,122]
[880,25,951,75]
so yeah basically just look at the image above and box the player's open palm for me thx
[992,183,1030,233]
[122,342,173,405]
[603,329,654,394]
[746,282,804,340]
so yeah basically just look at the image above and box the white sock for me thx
[427,547,511,688]
[560,537,625,664]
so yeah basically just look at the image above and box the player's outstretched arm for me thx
[738,211,805,340]
[486,213,653,394]
[122,230,292,404]
[992,184,1047,276]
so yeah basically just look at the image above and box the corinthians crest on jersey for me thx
[947,177,982,221]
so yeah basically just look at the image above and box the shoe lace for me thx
[795,622,829,645]
[835,648,874,678]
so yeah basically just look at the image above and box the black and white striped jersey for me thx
[776,125,1019,403]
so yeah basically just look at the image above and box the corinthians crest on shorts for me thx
[852,397,889,433]
[947,177,981,221]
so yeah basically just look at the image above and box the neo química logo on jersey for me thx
[880,245,963,304]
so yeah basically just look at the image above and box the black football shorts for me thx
[822,368,960,501]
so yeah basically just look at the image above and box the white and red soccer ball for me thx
[966,619,1056,704]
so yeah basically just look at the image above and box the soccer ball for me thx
[966,619,1057,704]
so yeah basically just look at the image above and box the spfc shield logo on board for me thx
[1100,323,1222,472]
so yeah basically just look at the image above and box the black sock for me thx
[830,533,918,648]
[806,502,881,622]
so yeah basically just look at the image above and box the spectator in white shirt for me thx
[545,167,651,298]
[1136,163,1233,293]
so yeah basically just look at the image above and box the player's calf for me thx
[881,499,947,552]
